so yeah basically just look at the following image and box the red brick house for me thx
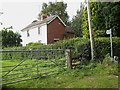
[21,15,74,46]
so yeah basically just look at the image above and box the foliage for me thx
[82,2,120,38]
[95,37,120,59]
[27,42,43,47]
[38,2,69,25]
[82,6,89,38]
[0,26,22,48]
[70,3,85,37]
[94,30,106,37]
[3,37,120,61]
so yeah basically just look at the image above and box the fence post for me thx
[66,49,72,69]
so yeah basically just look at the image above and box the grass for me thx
[1,57,66,85]
[2,56,119,88]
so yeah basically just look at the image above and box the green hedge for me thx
[2,37,120,61]
[95,37,120,59]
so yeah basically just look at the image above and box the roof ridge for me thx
[21,15,56,31]
[36,15,56,23]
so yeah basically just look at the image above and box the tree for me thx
[38,2,69,25]
[70,3,85,37]
[82,2,120,38]
[82,5,89,38]
[0,26,22,48]
[103,2,120,37]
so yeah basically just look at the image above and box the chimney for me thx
[40,14,47,21]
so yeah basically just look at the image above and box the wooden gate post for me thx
[66,49,72,69]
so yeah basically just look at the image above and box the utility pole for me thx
[87,0,94,60]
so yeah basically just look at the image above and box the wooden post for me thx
[66,49,72,69]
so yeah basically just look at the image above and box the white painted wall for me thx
[21,24,47,46]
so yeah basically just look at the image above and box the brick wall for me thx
[47,18,65,44]
[47,17,74,44]
[66,33,74,39]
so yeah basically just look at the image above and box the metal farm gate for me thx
[0,49,68,85]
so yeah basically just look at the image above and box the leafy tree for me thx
[104,2,120,37]
[82,6,89,38]
[38,2,69,25]
[70,3,85,37]
[0,26,22,48]
[82,2,120,38]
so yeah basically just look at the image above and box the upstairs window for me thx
[38,27,41,35]
[27,30,30,37]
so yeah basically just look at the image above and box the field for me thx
[2,57,119,88]
[1,57,66,86]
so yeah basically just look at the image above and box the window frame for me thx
[38,27,41,35]
[27,30,30,37]
[54,38,59,42]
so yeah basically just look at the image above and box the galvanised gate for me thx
[0,49,69,86]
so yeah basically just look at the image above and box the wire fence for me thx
[0,49,67,85]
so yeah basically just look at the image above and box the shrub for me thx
[95,37,120,59]
[2,37,120,62]
[27,42,43,47]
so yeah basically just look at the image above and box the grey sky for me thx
[0,0,85,34]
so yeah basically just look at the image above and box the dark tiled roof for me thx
[21,15,56,31]
[21,15,74,34]
[65,26,74,33]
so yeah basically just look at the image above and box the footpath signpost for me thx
[106,29,113,61]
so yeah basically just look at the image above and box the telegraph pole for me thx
[87,0,94,60]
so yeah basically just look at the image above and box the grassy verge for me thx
[2,56,119,88]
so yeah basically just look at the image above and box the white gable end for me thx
[21,24,47,46]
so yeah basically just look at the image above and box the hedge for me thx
[95,37,120,59]
[2,37,120,61]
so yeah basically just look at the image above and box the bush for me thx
[27,42,43,47]
[95,37,120,59]
[2,37,120,62]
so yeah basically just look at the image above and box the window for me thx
[54,38,59,42]
[27,30,30,37]
[38,27,41,35]
[38,40,41,43]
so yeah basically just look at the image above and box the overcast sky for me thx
[0,0,85,34]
